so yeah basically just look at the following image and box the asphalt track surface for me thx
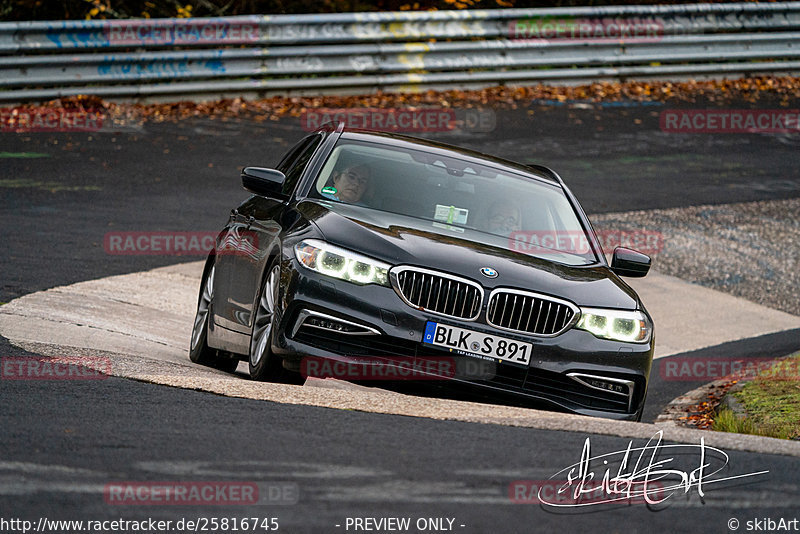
[2,102,800,532]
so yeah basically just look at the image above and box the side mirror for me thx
[611,247,651,278]
[241,167,288,200]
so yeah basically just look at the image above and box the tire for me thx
[212,356,240,374]
[633,390,648,422]
[189,259,240,374]
[248,261,286,382]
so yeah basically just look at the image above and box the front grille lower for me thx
[487,289,577,336]
[391,267,482,321]
[294,326,419,358]
[294,326,638,414]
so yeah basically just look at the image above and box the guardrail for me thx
[1,2,799,102]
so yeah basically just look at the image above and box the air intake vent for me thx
[487,289,577,336]
[391,267,482,320]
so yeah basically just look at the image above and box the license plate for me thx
[422,322,532,366]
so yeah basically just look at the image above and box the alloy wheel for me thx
[250,265,280,367]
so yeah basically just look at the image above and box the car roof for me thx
[335,129,562,186]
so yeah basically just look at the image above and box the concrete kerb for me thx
[1,260,799,457]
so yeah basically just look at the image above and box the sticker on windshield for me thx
[432,222,465,233]
[321,186,338,195]
[434,205,469,225]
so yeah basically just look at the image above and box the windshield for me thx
[309,139,598,266]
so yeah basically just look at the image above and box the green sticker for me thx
[434,204,469,225]
[322,186,337,195]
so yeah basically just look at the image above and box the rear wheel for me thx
[189,261,240,374]
[249,262,285,381]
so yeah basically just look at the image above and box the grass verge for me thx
[712,352,800,440]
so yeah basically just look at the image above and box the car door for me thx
[214,133,326,335]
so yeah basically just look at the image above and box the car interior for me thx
[312,142,595,262]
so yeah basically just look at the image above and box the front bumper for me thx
[273,258,654,421]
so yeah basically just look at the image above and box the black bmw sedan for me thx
[189,122,655,421]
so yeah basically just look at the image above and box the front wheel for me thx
[248,262,285,381]
[189,261,240,374]
[632,390,648,422]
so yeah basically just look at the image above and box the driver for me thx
[322,163,371,204]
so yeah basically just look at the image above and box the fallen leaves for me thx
[5,75,799,126]
[680,379,739,430]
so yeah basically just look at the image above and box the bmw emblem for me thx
[480,267,498,278]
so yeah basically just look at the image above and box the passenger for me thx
[486,201,522,237]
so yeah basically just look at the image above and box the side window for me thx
[275,138,308,174]
[277,134,323,196]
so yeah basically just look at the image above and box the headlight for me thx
[294,239,390,286]
[575,308,652,343]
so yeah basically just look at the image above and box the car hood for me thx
[297,200,640,309]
